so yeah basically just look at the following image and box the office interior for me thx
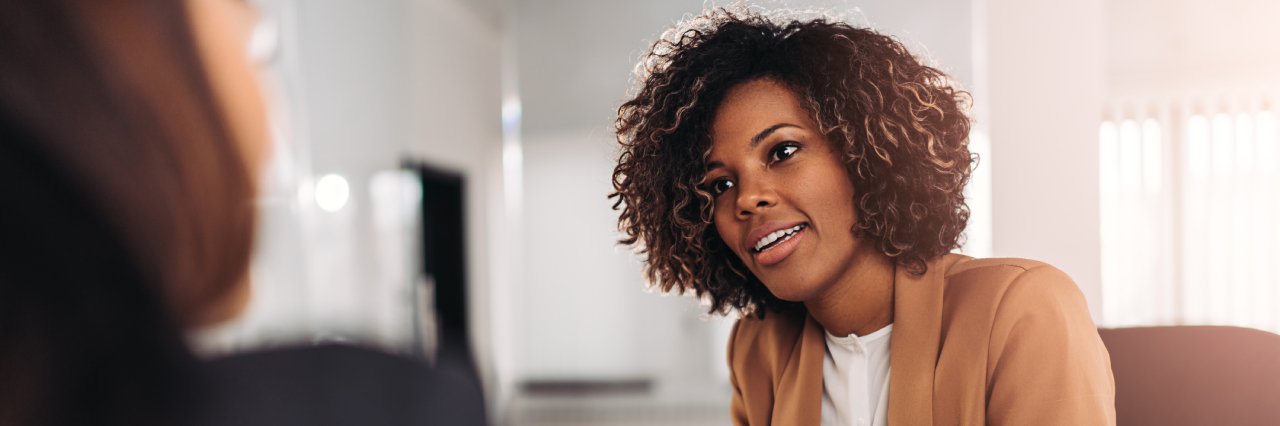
[185,0,1280,424]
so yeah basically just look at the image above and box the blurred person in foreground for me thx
[611,7,1115,426]
[0,0,484,425]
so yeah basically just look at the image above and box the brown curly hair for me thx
[610,7,974,316]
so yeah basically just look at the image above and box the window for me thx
[1100,94,1280,331]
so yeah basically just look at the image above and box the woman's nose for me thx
[735,177,777,218]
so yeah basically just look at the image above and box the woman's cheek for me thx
[713,211,743,259]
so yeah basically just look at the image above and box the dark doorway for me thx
[403,159,476,378]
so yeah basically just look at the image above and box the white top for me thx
[820,323,892,426]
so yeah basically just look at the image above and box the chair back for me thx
[1098,326,1280,426]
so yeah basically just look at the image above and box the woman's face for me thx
[705,78,865,302]
[186,0,271,325]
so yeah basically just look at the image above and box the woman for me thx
[0,1,483,425]
[0,0,262,422]
[611,7,1114,426]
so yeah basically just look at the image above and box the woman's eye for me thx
[771,144,800,162]
[710,178,735,196]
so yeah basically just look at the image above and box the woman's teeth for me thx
[754,224,806,252]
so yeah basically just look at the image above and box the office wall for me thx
[1107,0,1280,96]
[983,0,1106,321]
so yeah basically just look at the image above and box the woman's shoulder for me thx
[945,256,1058,281]
[936,257,1114,424]
[945,256,1083,300]
[940,255,1092,326]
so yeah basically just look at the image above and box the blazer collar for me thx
[772,314,826,426]
[773,254,967,426]
[886,254,966,426]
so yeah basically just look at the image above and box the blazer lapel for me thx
[772,313,826,426]
[888,254,966,426]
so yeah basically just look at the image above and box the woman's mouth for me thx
[751,224,807,266]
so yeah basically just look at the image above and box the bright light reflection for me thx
[315,174,350,212]
[1259,111,1278,174]
[1187,115,1210,179]
[1142,119,1161,192]
[1119,119,1142,192]
[1236,113,1255,173]
[1212,113,1234,176]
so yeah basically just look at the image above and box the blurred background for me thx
[188,0,1280,424]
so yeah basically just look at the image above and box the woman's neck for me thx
[802,246,896,337]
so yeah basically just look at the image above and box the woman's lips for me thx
[752,226,805,266]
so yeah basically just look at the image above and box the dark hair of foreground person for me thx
[0,1,485,425]
[0,1,253,423]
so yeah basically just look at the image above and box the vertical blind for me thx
[1100,90,1280,331]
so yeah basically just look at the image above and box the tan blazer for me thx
[727,254,1115,426]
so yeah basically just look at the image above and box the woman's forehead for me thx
[708,80,814,156]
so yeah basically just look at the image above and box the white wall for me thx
[982,0,1106,321]
[1107,0,1280,96]
[520,129,644,378]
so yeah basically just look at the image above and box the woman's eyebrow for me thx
[751,123,800,148]
[704,123,801,171]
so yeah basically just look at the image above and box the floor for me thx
[505,391,731,426]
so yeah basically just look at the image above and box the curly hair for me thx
[610,6,974,316]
